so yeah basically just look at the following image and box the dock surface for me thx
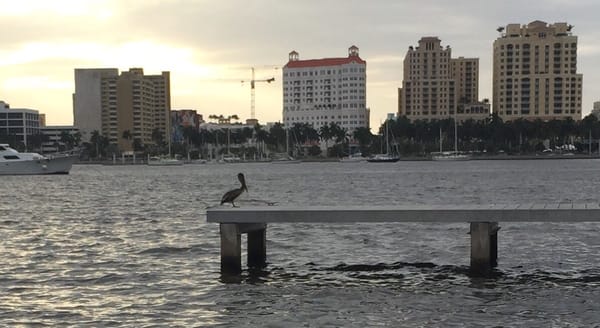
[207,203,600,223]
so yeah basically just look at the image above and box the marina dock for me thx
[206,204,600,276]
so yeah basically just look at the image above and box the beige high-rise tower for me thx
[493,21,583,121]
[398,37,489,121]
[74,68,171,152]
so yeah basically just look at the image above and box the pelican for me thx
[221,173,248,207]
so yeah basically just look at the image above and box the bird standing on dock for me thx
[221,173,248,207]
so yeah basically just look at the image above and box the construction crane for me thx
[241,67,276,120]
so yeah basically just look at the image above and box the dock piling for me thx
[220,224,241,274]
[247,226,267,268]
[220,223,267,273]
[470,222,499,274]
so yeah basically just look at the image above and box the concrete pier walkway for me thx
[207,203,600,276]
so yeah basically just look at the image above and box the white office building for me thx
[0,100,40,146]
[282,46,370,132]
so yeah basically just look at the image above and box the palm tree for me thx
[28,132,48,152]
[60,130,75,150]
[329,122,347,144]
[353,127,373,153]
[319,124,332,150]
[90,130,101,158]
[151,128,164,147]
[268,123,286,152]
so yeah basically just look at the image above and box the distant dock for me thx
[207,204,600,276]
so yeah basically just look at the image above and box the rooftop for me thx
[284,56,366,69]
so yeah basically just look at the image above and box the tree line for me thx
[385,113,600,155]
[3,112,600,159]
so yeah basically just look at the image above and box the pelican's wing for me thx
[221,189,233,204]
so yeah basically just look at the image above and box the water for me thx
[1,160,600,327]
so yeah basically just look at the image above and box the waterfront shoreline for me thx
[73,153,600,165]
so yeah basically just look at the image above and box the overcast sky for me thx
[1,0,599,129]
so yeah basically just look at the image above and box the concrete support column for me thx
[220,223,241,274]
[247,228,267,268]
[490,222,499,268]
[470,222,499,275]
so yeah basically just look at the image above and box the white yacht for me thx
[0,144,77,175]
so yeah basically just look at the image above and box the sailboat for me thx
[367,120,400,163]
[432,117,470,161]
[271,128,301,164]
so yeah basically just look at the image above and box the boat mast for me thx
[454,118,458,154]
[439,125,442,153]
[385,120,391,155]
[285,128,289,156]
[168,110,172,157]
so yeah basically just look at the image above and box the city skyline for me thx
[1,0,599,129]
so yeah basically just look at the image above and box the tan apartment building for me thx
[493,21,583,121]
[75,68,171,152]
[73,68,119,142]
[398,37,489,122]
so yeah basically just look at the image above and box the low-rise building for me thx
[171,109,202,143]
[40,126,80,153]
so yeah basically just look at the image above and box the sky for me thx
[1,0,599,130]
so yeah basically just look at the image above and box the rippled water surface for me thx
[2,159,600,327]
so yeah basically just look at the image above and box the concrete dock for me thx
[206,203,600,276]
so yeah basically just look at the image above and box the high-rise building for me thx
[73,68,171,151]
[591,101,600,119]
[73,68,119,142]
[398,37,489,121]
[282,46,370,132]
[493,21,583,121]
[452,57,478,105]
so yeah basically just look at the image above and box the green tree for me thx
[268,123,286,152]
[60,130,76,150]
[318,124,332,150]
[28,133,48,152]
[122,130,132,151]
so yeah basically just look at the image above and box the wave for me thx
[138,246,192,255]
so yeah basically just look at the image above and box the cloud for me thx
[0,0,112,17]
[1,0,600,125]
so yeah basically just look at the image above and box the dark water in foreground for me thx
[1,159,600,327]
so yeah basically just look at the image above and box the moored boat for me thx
[366,154,400,163]
[271,156,302,164]
[147,156,184,166]
[431,151,471,161]
[367,120,399,163]
[0,144,77,175]
[339,152,365,163]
